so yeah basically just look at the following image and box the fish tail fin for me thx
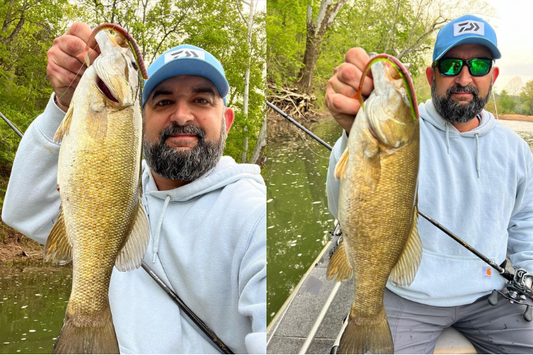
[339,309,393,354]
[53,305,119,354]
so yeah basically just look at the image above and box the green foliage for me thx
[520,80,533,116]
[267,0,308,86]
[499,90,517,114]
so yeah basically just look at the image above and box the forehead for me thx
[443,44,493,59]
[150,75,219,96]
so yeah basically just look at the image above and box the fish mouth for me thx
[97,76,119,103]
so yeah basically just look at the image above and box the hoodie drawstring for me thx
[475,133,480,178]
[153,195,171,263]
[445,123,450,154]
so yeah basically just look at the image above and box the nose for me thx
[454,65,473,87]
[170,101,194,125]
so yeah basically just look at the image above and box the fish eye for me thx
[131,61,138,71]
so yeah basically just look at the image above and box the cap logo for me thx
[164,49,205,63]
[454,21,484,36]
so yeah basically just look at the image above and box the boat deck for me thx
[267,240,477,354]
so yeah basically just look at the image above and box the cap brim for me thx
[143,58,229,105]
[435,36,501,61]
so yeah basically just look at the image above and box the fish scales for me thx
[328,56,422,354]
[44,27,149,354]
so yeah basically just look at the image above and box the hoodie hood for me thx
[142,156,264,202]
[420,99,498,178]
[420,99,497,138]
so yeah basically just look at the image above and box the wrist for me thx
[54,95,69,112]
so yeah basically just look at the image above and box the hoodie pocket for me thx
[387,248,507,307]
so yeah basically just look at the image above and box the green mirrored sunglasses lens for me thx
[469,59,491,75]
[439,59,462,75]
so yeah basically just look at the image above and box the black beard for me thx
[143,122,226,182]
[431,81,491,124]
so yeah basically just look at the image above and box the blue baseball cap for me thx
[433,15,501,62]
[142,44,229,105]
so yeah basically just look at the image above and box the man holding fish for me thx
[325,15,533,353]
[2,22,266,354]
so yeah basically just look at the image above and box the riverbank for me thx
[0,222,43,264]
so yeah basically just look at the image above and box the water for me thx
[266,116,342,324]
[0,265,72,354]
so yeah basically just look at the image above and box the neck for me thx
[451,115,480,132]
[151,171,190,190]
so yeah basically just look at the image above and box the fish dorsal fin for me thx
[327,237,353,282]
[43,207,72,265]
[389,203,422,286]
[115,200,150,271]
[334,147,349,180]
[53,106,74,143]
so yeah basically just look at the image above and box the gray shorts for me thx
[384,288,533,354]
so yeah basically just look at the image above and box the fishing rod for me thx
[268,102,533,321]
[1,113,234,353]
[267,101,333,150]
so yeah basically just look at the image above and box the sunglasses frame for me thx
[433,57,493,77]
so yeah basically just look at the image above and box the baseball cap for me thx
[433,15,501,62]
[142,44,229,105]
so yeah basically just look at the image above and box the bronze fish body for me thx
[44,29,150,354]
[327,55,422,354]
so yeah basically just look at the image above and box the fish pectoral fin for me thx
[362,155,381,189]
[362,129,381,189]
[43,207,72,265]
[389,204,422,287]
[327,237,353,281]
[115,200,150,272]
[334,147,349,180]
[53,106,74,143]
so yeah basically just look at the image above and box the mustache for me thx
[447,84,479,97]
[159,123,206,144]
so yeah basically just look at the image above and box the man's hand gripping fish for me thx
[43,24,149,354]
[327,55,422,354]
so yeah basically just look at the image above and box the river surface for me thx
[267,116,342,324]
[0,265,71,354]
[266,117,533,326]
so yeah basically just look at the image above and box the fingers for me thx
[46,22,99,108]
[325,47,375,133]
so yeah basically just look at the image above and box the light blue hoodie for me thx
[2,95,267,354]
[327,99,533,307]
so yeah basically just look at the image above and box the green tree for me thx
[499,90,516,114]
[520,80,533,116]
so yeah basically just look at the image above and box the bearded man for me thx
[324,15,533,353]
[2,22,266,354]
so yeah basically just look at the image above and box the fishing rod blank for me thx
[266,101,333,151]
[418,210,513,281]
[1,114,234,354]
[141,262,234,354]
[1,112,23,138]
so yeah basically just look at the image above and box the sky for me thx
[482,0,533,94]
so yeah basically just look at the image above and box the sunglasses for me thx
[433,58,493,77]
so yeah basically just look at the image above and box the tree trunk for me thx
[296,0,347,94]
[241,0,257,163]
[251,114,266,165]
